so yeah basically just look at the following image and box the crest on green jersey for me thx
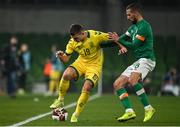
[133,62,140,69]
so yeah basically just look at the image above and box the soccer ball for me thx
[52,108,68,121]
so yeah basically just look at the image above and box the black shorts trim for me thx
[69,66,79,81]
[85,78,95,88]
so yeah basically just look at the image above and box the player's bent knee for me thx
[129,73,141,85]
[113,76,129,89]
[113,80,118,89]
[113,80,123,90]
[128,78,138,86]
[62,69,74,80]
[82,86,91,92]
[82,81,93,92]
[62,73,71,80]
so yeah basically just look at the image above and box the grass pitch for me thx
[0,94,180,126]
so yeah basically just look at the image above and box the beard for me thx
[130,17,137,24]
[131,20,137,24]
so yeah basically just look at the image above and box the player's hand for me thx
[56,50,64,58]
[56,50,70,63]
[108,32,119,42]
[118,46,128,55]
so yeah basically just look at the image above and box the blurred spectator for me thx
[45,45,64,96]
[0,36,19,98]
[0,72,2,95]
[17,43,31,95]
[143,77,152,94]
[0,48,5,95]
[161,67,180,96]
[43,57,52,90]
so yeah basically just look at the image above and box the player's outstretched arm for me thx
[108,32,128,55]
[56,50,71,63]
[109,32,138,49]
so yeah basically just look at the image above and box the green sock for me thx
[116,88,132,110]
[133,83,149,107]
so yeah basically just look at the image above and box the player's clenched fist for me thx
[56,50,71,63]
[56,50,64,57]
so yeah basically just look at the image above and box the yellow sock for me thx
[75,91,90,117]
[58,78,70,101]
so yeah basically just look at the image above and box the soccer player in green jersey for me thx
[109,3,156,122]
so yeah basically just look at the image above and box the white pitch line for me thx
[9,94,100,127]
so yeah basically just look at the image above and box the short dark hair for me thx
[126,3,141,13]
[69,24,84,36]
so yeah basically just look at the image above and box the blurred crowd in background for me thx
[160,67,180,96]
[0,36,64,98]
[0,36,31,98]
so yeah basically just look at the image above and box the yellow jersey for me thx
[65,30,109,66]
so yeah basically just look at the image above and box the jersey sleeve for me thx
[119,26,133,42]
[135,26,147,42]
[125,25,134,37]
[119,26,147,49]
[93,30,109,43]
[119,34,129,42]
[65,39,74,55]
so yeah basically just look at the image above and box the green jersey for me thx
[118,19,155,61]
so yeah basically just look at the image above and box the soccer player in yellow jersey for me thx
[50,24,127,122]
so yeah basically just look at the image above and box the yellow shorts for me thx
[70,61,102,87]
